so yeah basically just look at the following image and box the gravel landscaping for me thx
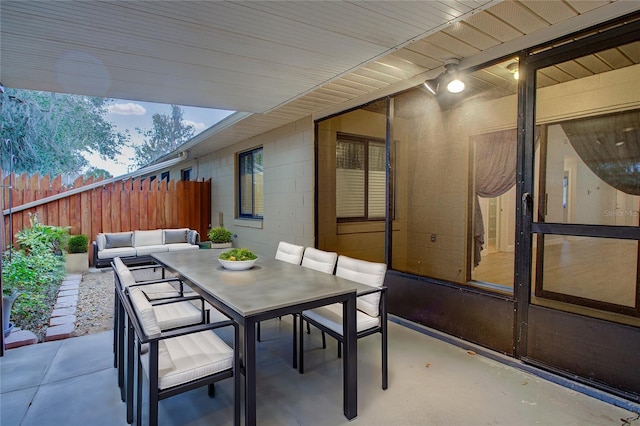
[75,267,170,336]
[75,270,115,336]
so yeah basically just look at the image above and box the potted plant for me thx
[207,226,234,249]
[66,234,89,273]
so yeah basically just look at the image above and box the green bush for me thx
[16,213,70,255]
[3,214,68,340]
[207,226,233,243]
[2,244,65,335]
[67,234,89,253]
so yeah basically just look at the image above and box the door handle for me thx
[522,192,532,215]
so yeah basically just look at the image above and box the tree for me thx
[0,88,129,176]
[84,167,113,181]
[133,105,195,168]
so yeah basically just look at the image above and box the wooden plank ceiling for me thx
[0,0,494,113]
[1,0,639,160]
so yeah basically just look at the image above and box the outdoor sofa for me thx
[93,228,200,267]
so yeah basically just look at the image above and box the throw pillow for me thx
[164,229,188,244]
[105,232,133,249]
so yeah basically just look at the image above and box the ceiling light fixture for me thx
[423,58,466,95]
[423,79,439,95]
[444,58,465,93]
[507,62,519,80]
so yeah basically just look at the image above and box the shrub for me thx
[67,234,89,253]
[207,226,233,243]
[2,244,65,337]
[3,214,68,340]
[16,213,70,255]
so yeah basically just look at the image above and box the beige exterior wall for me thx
[196,117,315,257]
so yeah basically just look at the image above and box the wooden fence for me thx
[2,170,211,264]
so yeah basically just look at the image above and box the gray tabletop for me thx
[152,249,368,318]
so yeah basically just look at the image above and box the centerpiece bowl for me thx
[218,248,258,271]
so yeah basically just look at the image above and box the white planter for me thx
[66,252,89,273]
[210,242,233,249]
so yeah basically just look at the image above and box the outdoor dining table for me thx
[152,249,368,425]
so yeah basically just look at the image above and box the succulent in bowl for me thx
[219,248,257,261]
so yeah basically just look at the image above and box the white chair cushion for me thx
[117,268,137,290]
[301,248,338,274]
[135,244,169,256]
[140,330,233,390]
[134,230,163,247]
[117,265,180,299]
[113,256,128,274]
[167,243,199,252]
[336,256,386,318]
[303,303,380,336]
[275,241,304,265]
[129,288,162,336]
[140,284,181,300]
[154,301,202,330]
[98,247,137,259]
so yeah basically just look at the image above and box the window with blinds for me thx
[336,134,386,221]
[239,147,264,219]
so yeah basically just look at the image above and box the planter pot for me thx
[210,242,233,249]
[3,291,18,337]
[66,252,89,273]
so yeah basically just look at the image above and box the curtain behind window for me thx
[561,109,640,196]
[471,129,518,267]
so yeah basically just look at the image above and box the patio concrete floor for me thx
[1,316,639,426]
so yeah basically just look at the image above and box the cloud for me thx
[184,119,206,132]
[107,102,146,116]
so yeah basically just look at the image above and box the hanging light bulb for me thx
[446,78,465,93]
[444,58,465,94]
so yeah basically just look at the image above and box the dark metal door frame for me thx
[515,13,640,360]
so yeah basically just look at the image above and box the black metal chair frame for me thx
[112,262,190,402]
[119,281,240,426]
[299,286,388,390]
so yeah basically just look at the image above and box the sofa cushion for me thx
[104,232,133,249]
[96,234,107,251]
[164,229,189,244]
[167,243,199,252]
[134,230,163,247]
[135,245,169,256]
[98,247,137,259]
[187,230,199,245]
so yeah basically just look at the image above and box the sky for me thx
[85,99,234,176]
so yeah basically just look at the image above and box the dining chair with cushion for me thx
[113,259,214,409]
[257,241,305,342]
[301,247,338,274]
[274,241,305,265]
[285,247,339,368]
[123,286,240,426]
[113,257,187,394]
[299,255,388,389]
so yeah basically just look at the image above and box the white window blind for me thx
[336,135,386,220]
